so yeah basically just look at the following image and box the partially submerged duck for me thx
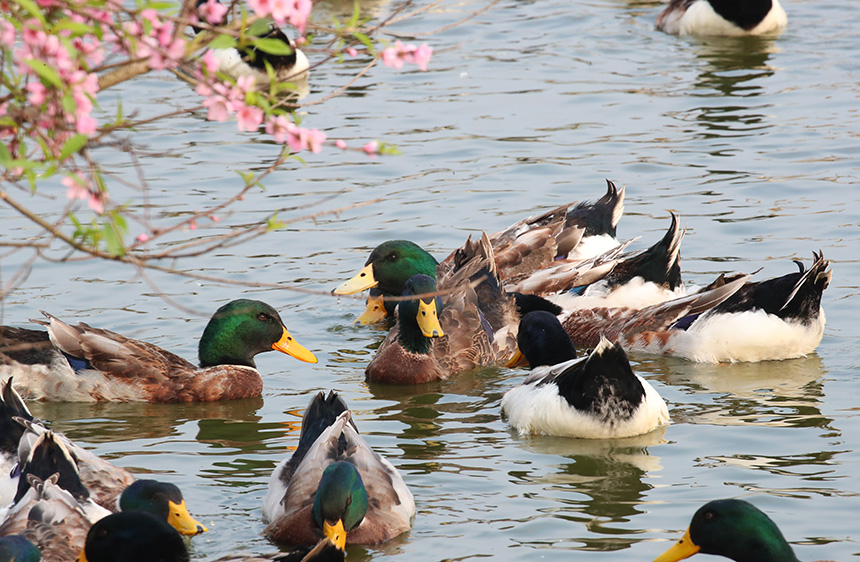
[263,391,414,547]
[626,253,831,362]
[653,498,831,562]
[656,0,787,36]
[0,299,317,402]
[195,0,310,88]
[333,181,626,323]
[502,311,669,439]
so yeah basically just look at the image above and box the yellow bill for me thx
[323,518,347,551]
[75,548,89,562]
[167,499,208,536]
[273,327,318,363]
[332,264,376,295]
[356,293,388,325]
[653,528,701,562]
[505,348,527,368]
[416,299,444,338]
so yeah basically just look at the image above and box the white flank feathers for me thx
[662,0,787,36]
[627,307,826,363]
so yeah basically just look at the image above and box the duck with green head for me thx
[332,182,626,325]
[263,391,414,546]
[653,499,833,562]
[118,480,207,536]
[0,299,317,402]
[364,235,516,385]
[77,511,344,562]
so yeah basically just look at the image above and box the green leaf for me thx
[23,60,63,88]
[253,38,294,56]
[103,214,127,257]
[59,134,89,160]
[247,18,273,37]
[11,0,46,24]
[353,32,374,51]
[267,214,285,231]
[0,143,11,166]
[54,20,96,37]
[208,34,238,50]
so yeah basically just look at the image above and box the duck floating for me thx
[502,311,669,438]
[653,498,833,562]
[0,299,317,402]
[263,391,414,547]
[656,0,787,36]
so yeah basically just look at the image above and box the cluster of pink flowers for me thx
[193,55,326,152]
[381,41,433,71]
[113,9,187,71]
[247,0,312,33]
[63,173,107,214]
[1,16,103,145]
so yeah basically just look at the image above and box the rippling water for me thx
[3,0,860,560]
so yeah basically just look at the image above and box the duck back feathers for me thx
[657,0,787,36]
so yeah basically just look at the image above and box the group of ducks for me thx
[0,178,834,562]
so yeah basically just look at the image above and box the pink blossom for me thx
[88,192,106,214]
[267,0,311,31]
[189,220,197,230]
[75,114,98,135]
[265,114,295,144]
[202,94,231,122]
[136,233,150,243]
[410,43,432,71]
[63,175,90,202]
[198,0,228,25]
[235,103,264,132]
[304,129,326,153]
[247,0,273,18]
[0,20,15,48]
[235,75,256,95]
[346,47,357,57]
[26,82,47,105]
[335,139,347,149]
[209,215,220,222]
[381,40,432,71]
[381,44,404,69]
[362,140,379,156]
[201,49,219,74]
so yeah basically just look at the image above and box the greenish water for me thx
[3,0,860,560]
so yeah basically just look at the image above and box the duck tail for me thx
[15,430,88,505]
[565,179,625,239]
[297,391,352,452]
[605,212,685,291]
[0,378,34,456]
[779,251,832,319]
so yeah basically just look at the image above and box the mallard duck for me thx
[501,312,669,438]
[77,511,343,562]
[195,0,310,88]
[364,233,519,384]
[0,535,40,562]
[117,480,207,536]
[1,474,94,562]
[656,0,787,36]
[626,253,831,362]
[0,299,317,402]
[332,181,626,323]
[653,498,835,562]
[263,391,414,546]
[0,378,135,510]
[1,431,206,562]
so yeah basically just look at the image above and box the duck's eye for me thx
[345,496,352,507]
[704,512,713,520]
[388,253,398,261]
[258,313,269,322]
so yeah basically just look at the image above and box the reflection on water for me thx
[507,429,666,552]
[640,354,833,429]
[691,37,779,98]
